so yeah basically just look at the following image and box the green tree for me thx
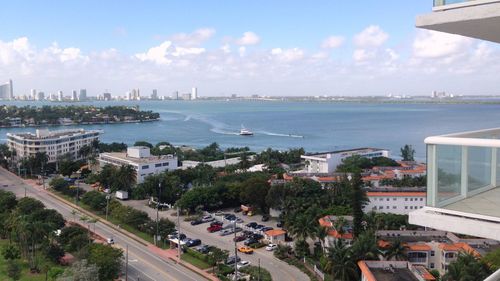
[350,173,367,238]
[2,244,21,260]
[59,159,81,177]
[384,239,407,261]
[87,243,123,281]
[0,190,17,213]
[58,259,99,281]
[239,177,270,212]
[6,260,21,280]
[442,252,491,281]
[351,231,380,261]
[400,144,415,161]
[133,141,153,148]
[325,239,358,281]
[484,248,500,271]
[81,191,107,212]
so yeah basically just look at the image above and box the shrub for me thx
[81,191,107,212]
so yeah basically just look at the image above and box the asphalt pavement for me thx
[0,168,207,281]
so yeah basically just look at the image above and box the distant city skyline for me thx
[1,1,500,96]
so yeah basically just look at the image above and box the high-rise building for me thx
[151,89,158,100]
[409,3,500,279]
[103,92,112,101]
[72,90,78,101]
[0,79,13,100]
[30,89,37,100]
[57,91,64,101]
[78,89,87,101]
[172,91,179,100]
[182,93,191,100]
[35,91,45,101]
[126,91,132,100]
[191,87,198,100]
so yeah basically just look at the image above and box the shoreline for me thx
[0,118,160,129]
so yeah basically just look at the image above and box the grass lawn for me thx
[181,253,211,269]
[0,239,65,281]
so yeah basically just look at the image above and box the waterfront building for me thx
[318,215,354,247]
[98,146,178,184]
[103,92,112,101]
[71,90,78,101]
[191,87,198,100]
[30,89,37,100]
[181,93,191,100]
[7,128,100,163]
[364,190,426,215]
[151,89,158,100]
[57,90,64,101]
[172,91,179,100]
[301,148,390,174]
[35,91,44,101]
[78,89,87,101]
[0,79,13,100]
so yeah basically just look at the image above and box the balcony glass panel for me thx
[496,149,500,186]
[434,0,473,6]
[436,145,462,203]
[468,146,491,192]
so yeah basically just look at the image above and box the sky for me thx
[1,0,499,97]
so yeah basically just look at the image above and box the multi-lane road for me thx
[0,168,207,281]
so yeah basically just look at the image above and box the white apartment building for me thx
[0,79,13,100]
[364,191,426,215]
[301,148,390,174]
[358,260,435,281]
[7,128,100,163]
[98,146,178,184]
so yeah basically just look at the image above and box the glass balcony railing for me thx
[434,0,474,7]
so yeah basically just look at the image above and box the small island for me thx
[0,105,160,127]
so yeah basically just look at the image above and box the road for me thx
[124,201,310,281]
[0,168,207,281]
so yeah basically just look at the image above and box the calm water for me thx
[1,100,500,159]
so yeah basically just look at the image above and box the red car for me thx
[233,235,246,242]
[207,225,222,233]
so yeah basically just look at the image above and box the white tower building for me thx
[191,87,198,100]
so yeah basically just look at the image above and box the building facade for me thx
[98,146,178,183]
[301,148,390,174]
[7,128,100,163]
[0,79,13,100]
[365,191,426,215]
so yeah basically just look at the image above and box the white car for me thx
[237,260,251,269]
[265,243,277,251]
[107,237,115,245]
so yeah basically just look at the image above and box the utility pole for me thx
[177,205,181,262]
[258,258,261,281]
[156,182,161,246]
[75,180,80,205]
[233,222,238,280]
[125,244,129,281]
[105,194,111,220]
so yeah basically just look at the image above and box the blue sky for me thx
[1,1,499,96]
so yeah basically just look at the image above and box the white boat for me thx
[239,126,253,136]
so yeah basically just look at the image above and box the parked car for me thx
[210,221,223,227]
[265,244,278,251]
[244,238,258,246]
[190,219,203,225]
[237,260,251,269]
[233,235,246,242]
[238,246,254,254]
[262,227,274,232]
[215,211,224,216]
[186,239,202,247]
[225,255,241,265]
[220,229,233,236]
[255,224,265,230]
[106,237,114,245]
[195,245,211,254]
[249,233,264,240]
[170,233,186,240]
[202,215,214,222]
[236,218,244,223]
[207,225,222,233]
[246,222,258,228]
[261,215,270,222]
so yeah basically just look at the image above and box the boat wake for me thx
[258,131,304,138]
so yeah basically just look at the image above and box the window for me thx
[405,198,408,201]
[386,206,389,209]
[405,206,408,209]
[430,263,435,269]
[162,162,169,166]
[431,251,435,256]
[392,206,396,209]
[155,163,162,168]
[386,198,390,201]
[378,206,383,210]
[393,198,396,201]
[142,165,149,169]
[410,198,413,201]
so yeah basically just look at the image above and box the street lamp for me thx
[176,191,181,263]
[156,182,162,246]
[105,194,111,220]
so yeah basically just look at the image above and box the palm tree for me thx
[325,239,358,281]
[351,231,380,261]
[385,239,406,261]
[442,252,491,281]
[315,225,328,252]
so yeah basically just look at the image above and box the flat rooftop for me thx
[371,268,419,281]
[7,129,99,140]
[303,147,386,158]
[100,152,176,163]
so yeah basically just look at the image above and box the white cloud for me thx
[353,49,375,62]
[271,48,304,62]
[221,44,231,54]
[135,41,173,64]
[321,36,344,49]
[236,32,260,46]
[354,25,389,47]
[413,30,472,59]
[238,46,246,57]
[170,28,216,46]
